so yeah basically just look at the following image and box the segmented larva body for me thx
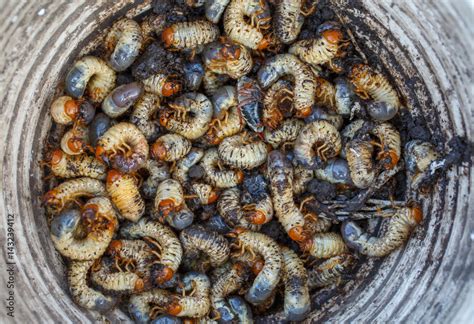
[371,122,401,169]
[293,165,314,195]
[314,158,353,185]
[280,246,310,321]
[151,133,192,162]
[263,118,304,149]
[155,179,185,219]
[50,96,94,126]
[232,230,282,305]
[206,106,244,145]
[44,177,106,214]
[162,20,220,51]
[262,80,293,129]
[341,206,423,257]
[173,148,205,183]
[203,40,252,79]
[203,69,230,95]
[300,232,348,259]
[60,125,90,155]
[315,77,337,110]
[218,134,268,169]
[206,0,231,23]
[405,140,440,189]
[120,218,183,283]
[129,288,173,323]
[180,225,230,268]
[49,149,106,180]
[173,272,212,318]
[142,73,182,97]
[65,56,116,103]
[224,0,272,50]
[257,54,316,118]
[68,260,116,313]
[211,262,248,318]
[105,18,143,72]
[130,92,161,141]
[303,213,332,235]
[191,183,219,205]
[307,254,356,289]
[346,140,375,189]
[142,160,170,199]
[350,63,400,109]
[251,193,274,225]
[275,0,305,44]
[289,28,344,66]
[50,197,118,260]
[294,120,342,169]
[217,188,262,230]
[211,85,237,120]
[266,150,306,242]
[106,170,145,222]
[200,148,244,188]
[91,240,155,294]
[161,92,213,140]
[96,122,149,173]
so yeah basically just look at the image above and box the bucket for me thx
[0,0,472,322]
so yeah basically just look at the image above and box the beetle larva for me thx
[300,232,348,259]
[142,160,170,199]
[274,0,310,44]
[346,139,375,189]
[294,120,342,169]
[258,54,316,118]
[228,229,282,305]
[289,26,345,67]
[91,239,156,294]
[96,122,149,173]
[49,149,106,180]
[68,260,116,313]
[224,0,272,50]
[206,0,231,23]
[305,106,344,131]
[65,56,116,103]
[173,148,205,183]
[50,96,95,126]
[211,262,248,321]
[203,69,230,95]
[50,197,117,260]
[314,76,337,110]
[341,206,423,257]
[105,18,143,72]
[266,150,307,242]
[262,80,293,129]
[293,165,314,195]
[44,177,106,214]
[218,133,268,170]
[184,60,205,91]
[280,246,310,321]
[371,122,401,170]
[151,133,192,162]
[237,76,265,133]
[307,254,356,289]
[191,183,219,205]
[217,188,261,230]
[106,169,145,222]
[120,218,183,284]
[166,207,195,230]
[303,212,332,236]
[60,125,90,156]
[129,288,173,323]
[162,20,220,52]
[314,158,353,185]
[89,113,112,147]
[172,272,212,318]
[206,106,245,145]
[142,73,182,98]
[350,63,400,121]
[200,148,244,188]
[405,140,440,190]
[180,225,230,271]
[130,92,161,141]
[203,39,252,79]
[226,296,253,323]
[263,118,304,149]
[160,92,213,140]
[155,179,185,220]
[102,82,143,118]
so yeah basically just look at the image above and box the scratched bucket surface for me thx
[0,0,472,323]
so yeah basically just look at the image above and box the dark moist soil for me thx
[40,0,472,322]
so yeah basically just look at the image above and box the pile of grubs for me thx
[41,0,469,322]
